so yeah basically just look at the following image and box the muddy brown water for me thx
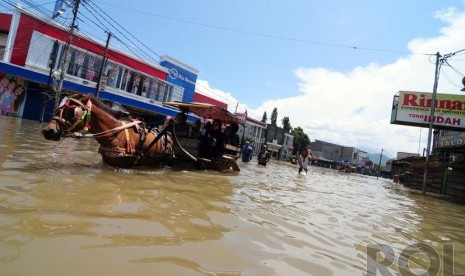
[0,117,464,275]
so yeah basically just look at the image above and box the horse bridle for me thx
[53,96,92,134]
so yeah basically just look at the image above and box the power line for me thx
[20,0,53,17]
[78,2,164,74]
[87,1,162,60]
[440,70,461,89]
[0,0,56,13]
[80,1,240,109]
[95,0,435,57]
[443,59,464,77]
[0,1,68,58]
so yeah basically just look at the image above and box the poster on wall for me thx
[0,72,27,118]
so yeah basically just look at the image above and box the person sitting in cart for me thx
[199,121,216,158]
[189,119,202,139]
[223,125,239,156]
[211,119,224,155]
[223,125,232,145]
[229,123,240,146]
[174,112,189,138]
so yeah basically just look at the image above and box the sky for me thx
[3,0,465,157]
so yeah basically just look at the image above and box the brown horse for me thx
[42,93,176,168]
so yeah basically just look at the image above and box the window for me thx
[115,66,123,88]
[141,77,149,97]
[105,62,118,88]
[163,84,172,102]
[157,82,166,101]
[82,55,102,82]
[148,79,157,100]
[64,48,101,82]
[127,72,141,94]
[120,68,130,91]
[25,31,181,103]
[67,48,84,77]
[0,33,7,60]
[26,31,56,69]
[171,85,184,102]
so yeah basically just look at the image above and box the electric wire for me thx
[77,1,227,107]
[0,0,69,58]
[84,1,160,64]
[0,0,55,13]
[87,0,162,60]
[443,59,465,78]
[94,0,436,57]
[440,69,462,89]
[85,0,437,110]
[76,3,164,83]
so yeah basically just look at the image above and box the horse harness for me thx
[54,97,173,165]
[54,97,92,133]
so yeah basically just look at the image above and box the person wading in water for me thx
[298,148,313,174]
[257,144,271,166]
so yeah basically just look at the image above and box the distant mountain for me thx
[368,152,391,166]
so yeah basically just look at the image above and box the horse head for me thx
[42,94,93,141]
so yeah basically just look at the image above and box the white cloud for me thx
[196,7,465,157]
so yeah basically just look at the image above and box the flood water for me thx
[1,117,465,275]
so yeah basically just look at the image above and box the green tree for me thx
[292,127,311,155]
[282,116,292,133]
[261,111,267,123]
[270,108,278,126]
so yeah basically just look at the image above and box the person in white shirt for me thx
[298,149,313,174]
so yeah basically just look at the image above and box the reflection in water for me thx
[0,117,465,275]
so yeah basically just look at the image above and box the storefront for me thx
[0,8,204,122]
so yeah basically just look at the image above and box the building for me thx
[390,91,465,195]
[0,7,208,122]
[310,139,369,167]
[235,113,266,155]
[281,133,294,161]
[310,140,348,163]
[354,148,369,167]
[433,130,465,163]
[233,113,295,160]
[264,124,284,158]
[397,152,421,159]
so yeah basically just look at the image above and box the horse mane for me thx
[83,94,132,120]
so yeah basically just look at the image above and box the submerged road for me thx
[0,117,464,275]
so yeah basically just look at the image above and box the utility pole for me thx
[377,148,383,180]
[418,129,422,155]
[422,52,441,195]
[54,0,81,109]
[96,31,112,98]
[47,40,59,87]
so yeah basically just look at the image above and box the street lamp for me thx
[461,76,465,91]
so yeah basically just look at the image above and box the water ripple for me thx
[1,118,465,275]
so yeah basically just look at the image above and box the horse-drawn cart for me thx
[42,94,241,172]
